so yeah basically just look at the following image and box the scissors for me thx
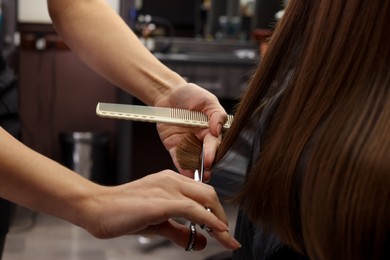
[185,144,212,251]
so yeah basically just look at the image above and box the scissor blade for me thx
[199,144,205,182]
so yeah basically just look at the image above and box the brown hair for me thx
[178,0,390,259]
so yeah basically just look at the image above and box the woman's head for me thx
[178,0,390,259]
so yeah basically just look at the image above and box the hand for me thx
[154,83,227,181]
[83,170,241,251]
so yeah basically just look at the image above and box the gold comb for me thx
[96,102,234,129]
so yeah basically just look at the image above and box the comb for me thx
[96,102,234,129]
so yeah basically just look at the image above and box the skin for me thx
[0,128,238,250]
[0,0,241,252]
[155,84,224,181]
[47,0,227,180]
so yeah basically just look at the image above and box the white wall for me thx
[18,0,120,23]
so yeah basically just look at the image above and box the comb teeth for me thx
[171,108,208,123]
[170,108,233,129]
[173,108,208,127]
[226,114,234,128]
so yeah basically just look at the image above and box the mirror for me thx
[122,0,286,42]
[204,0,285,41]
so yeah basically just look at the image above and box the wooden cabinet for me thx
[18,41,117,175]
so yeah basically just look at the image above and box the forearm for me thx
[0,127,99,228]
[47,0,186,105]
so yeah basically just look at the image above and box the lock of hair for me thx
[176,134,203,171]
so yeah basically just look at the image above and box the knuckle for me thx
[206,187,219,201]
[181,201,196,216]
[206,184,217,195]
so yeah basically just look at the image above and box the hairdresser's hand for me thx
[154,83,227,180]
[83,170,240,251]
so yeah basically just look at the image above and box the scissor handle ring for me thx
[185,222,197,251]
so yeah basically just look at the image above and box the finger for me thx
[202,169,212,183]
[158,219,207,251]
[178,181,229,230]
[202,133,222,170]
[209,228,242,250]
[139,174,241,250]
[178,168,196,179]
[207,107,228,137]
[132,219,207,251]
[163,198,240,251]
[155,179,228,233]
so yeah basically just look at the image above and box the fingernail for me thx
[231,237,242,249]
[217,123,222,135]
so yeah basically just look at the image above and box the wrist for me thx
[72,184,107,236]
[150,76,188,107]
[132,59,187,106]
[75,185,123,239]
[152,80,193,107]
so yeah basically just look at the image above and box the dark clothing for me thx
[0,55,19,137]
[233,211,307,260]
[0,53,19,258]
[0,200,13,256]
